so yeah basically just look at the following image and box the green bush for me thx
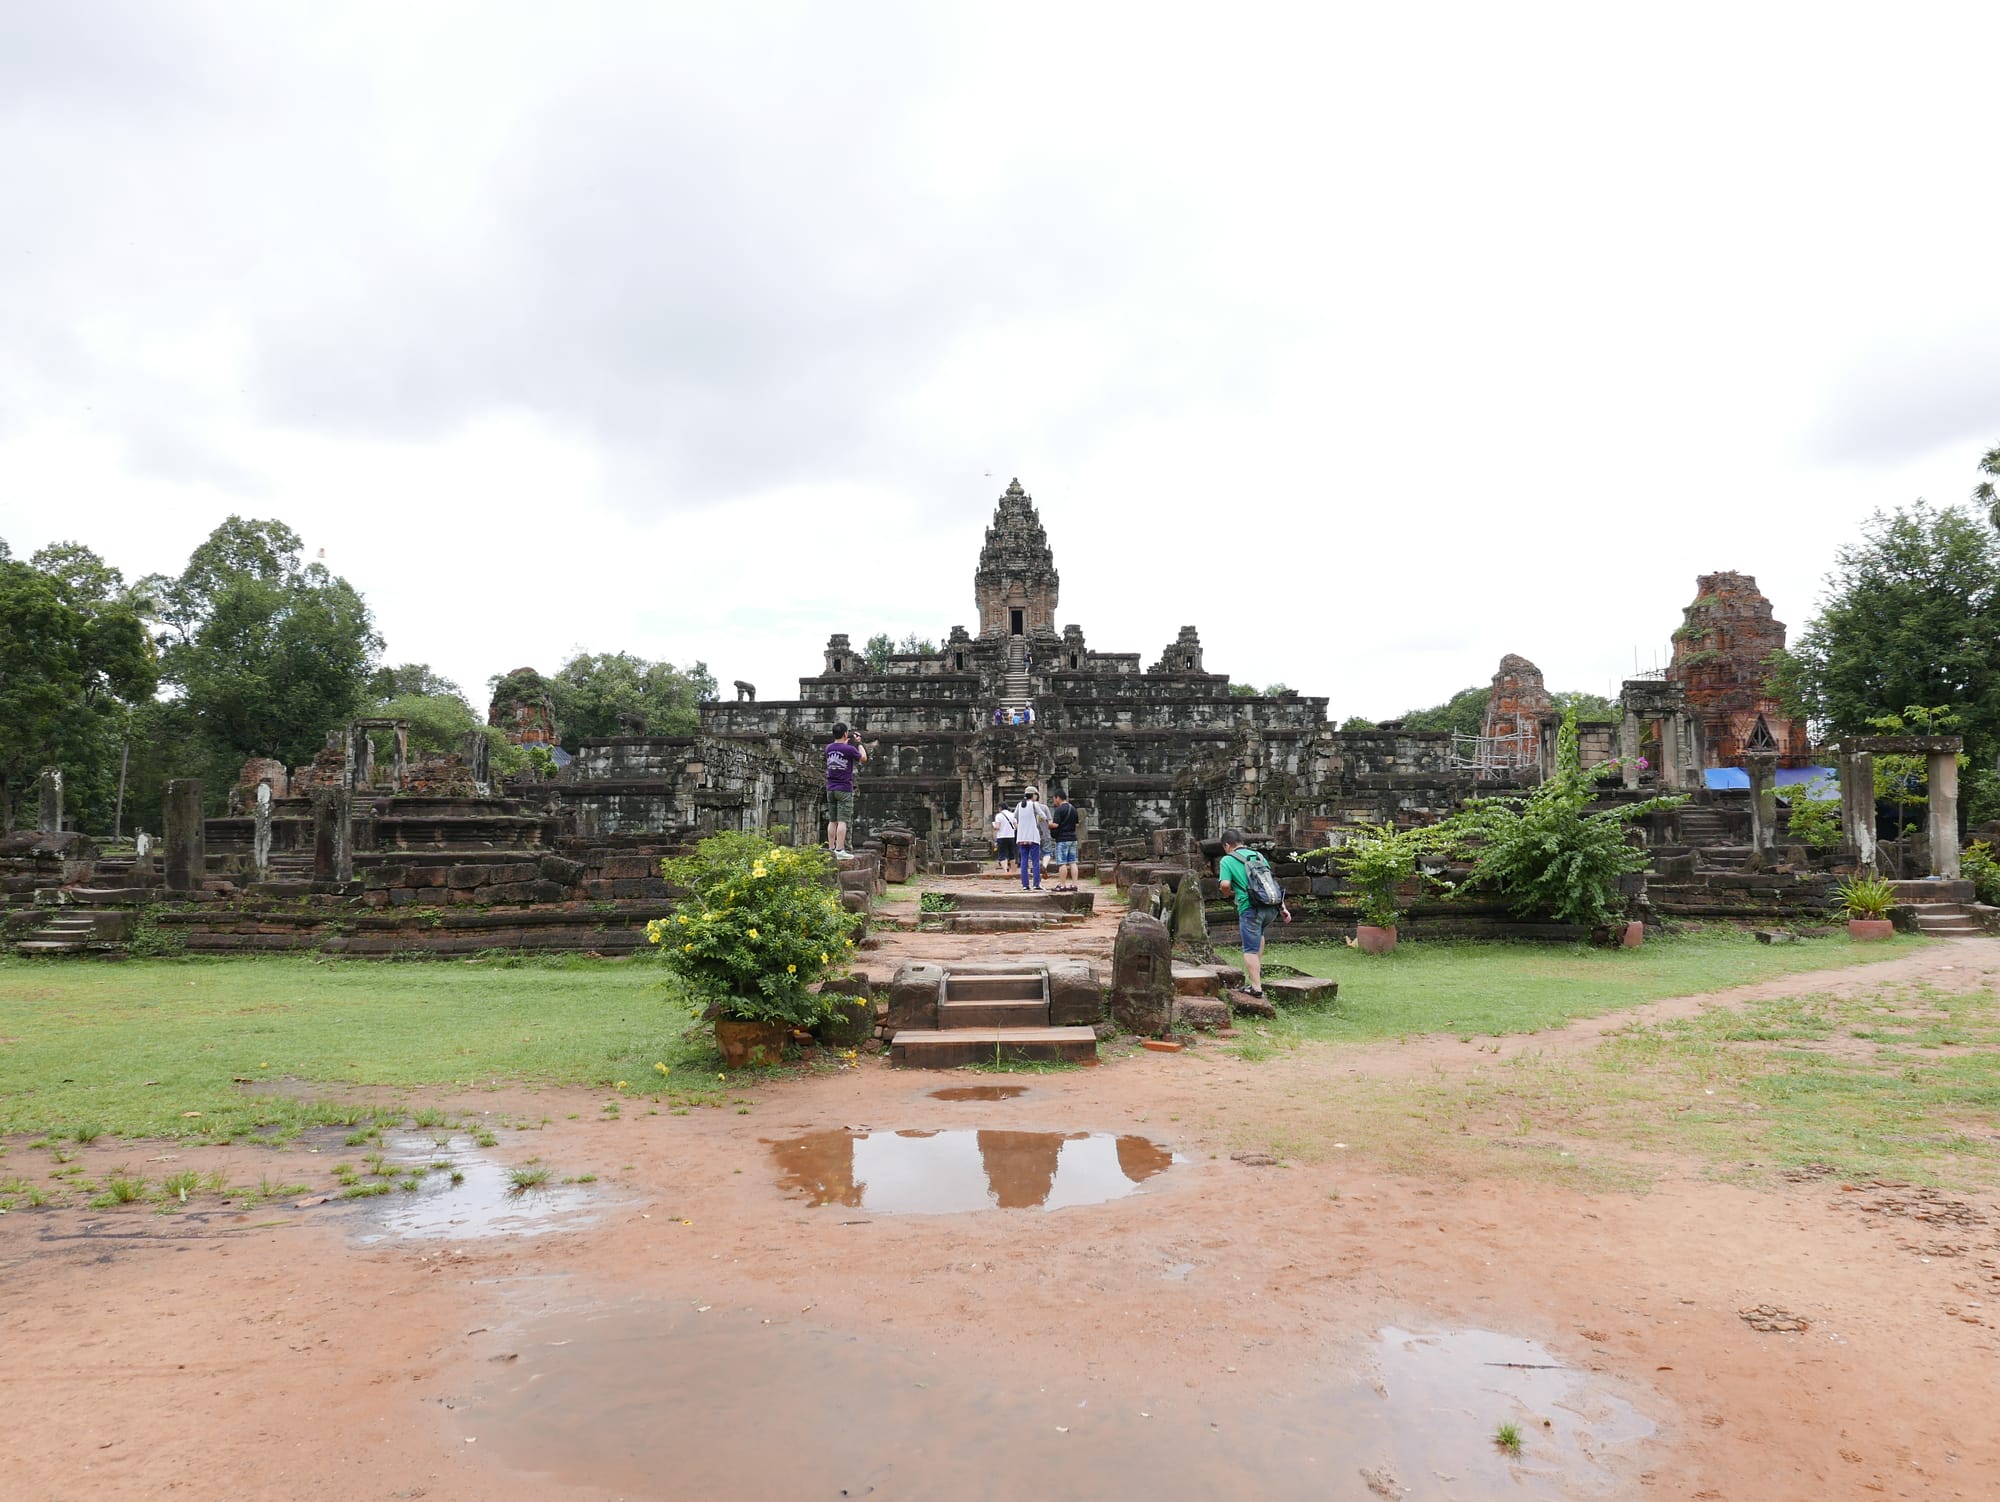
[1314,823,1455,928]
[1781,777,1842,850]
[1961,840,2000,906]
[1442,708,1683,927]
[647,833,859,1027]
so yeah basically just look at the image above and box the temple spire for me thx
[974,479,1060,638]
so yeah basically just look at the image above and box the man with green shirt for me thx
[1217,829,1290,1000]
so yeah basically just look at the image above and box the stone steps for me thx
[939,998,1050,1028]
[890,1026,1098,1068]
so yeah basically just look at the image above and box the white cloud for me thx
[3,1,1997,723]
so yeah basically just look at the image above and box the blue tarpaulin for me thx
[1702,765,1837,798]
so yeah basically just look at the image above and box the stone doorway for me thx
[1010,609,1024,636]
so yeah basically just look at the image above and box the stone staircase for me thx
[887,960,1101,1067]
[1000,637,1031,714]
[1910,902,1983,937]
[14,905,137,957]
[926,888,1092,934]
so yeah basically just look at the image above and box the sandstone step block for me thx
[889,1026,1098,1069]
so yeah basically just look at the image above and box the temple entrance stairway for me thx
[888,962,1099,1068]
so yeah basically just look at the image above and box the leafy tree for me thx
[1775,500,2000,823]
[1400,685,1489,736]
[1443,708,1682,926]
[369,662,464,701]
[144,517,382,790]
[1228,681,1294,698]
[548,651,717,741]
[1975,442,2000,532]
[1551,690,1619,720]
[1340,715,1379,731]
[862,632,938,670]
[0,544,155,831]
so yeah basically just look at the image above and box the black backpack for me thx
[1237,849,1285,909]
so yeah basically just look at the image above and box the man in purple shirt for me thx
[824,722,869,856]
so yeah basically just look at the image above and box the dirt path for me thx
[4,938,1997,1500]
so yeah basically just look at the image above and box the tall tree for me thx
[548,651,717,740]
[145,518,382,786]
[1976,442,2000,532]
[1777,499,2000,821]
[0,544,155,831]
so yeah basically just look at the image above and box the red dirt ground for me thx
[4,909,1996,1500]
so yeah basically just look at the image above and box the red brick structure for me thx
[488,667,560,746]
[1481,653,1552,765]
[229,757,289,812]
[1667,572,1811,766]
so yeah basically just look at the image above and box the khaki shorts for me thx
[827,790,855,823]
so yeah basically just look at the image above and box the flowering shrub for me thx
[646,833,860,1027]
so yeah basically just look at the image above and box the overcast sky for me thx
[3,3,1997,722]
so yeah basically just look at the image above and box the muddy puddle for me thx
[347,1134,603,1244]
[467,1300,1656,1499]
[929,1084,1030,1102]
[770,1128,1177,1213]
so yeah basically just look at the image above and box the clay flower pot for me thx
[1847,918,1894,942]
[1620,920,1644,948]
[1353,923,1398,954]
[714,1018,791,1068]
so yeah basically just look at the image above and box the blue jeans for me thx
[1053,840,1078,867]
[1018,842,1043,888]
[1238,905,1276,955]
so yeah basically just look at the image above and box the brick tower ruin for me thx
[1666,572,1811,766]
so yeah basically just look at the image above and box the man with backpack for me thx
[992,804,1016,870]
[1217,829,1290,1000]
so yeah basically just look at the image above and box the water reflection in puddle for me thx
[929,1084,1030,1102]
[469,1301,1657,1500]
[348,1134,601,1244]
[771,1129,1176,1213]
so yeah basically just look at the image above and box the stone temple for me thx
[14,478,1975,962]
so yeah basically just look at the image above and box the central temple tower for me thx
[973,479,1060,638]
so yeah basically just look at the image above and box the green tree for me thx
[1551,690,1619,720]
[1400,685,1489,736]
[548,651,717,741]
[1444,708,1681,926]
[0,544,156,831]
[145,518,382,791]
[368,662,464,701]
[1975,442,2000,532]
[1776,500,2000,822]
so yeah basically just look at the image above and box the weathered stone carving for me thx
[1110,912,1174,1036]
[163,779,205,893]
[37,767,62,835]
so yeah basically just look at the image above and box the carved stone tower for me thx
[974,479,1060,638]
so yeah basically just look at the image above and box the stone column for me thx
[313,787,353,883]
[1658,716,1681,791]
[1743,753,1777,864]
[36,767,63,834]
[1839,746,1876,872]
[1619,711,1641,789]
[252,780,274,879]
[1927,750,1960,879]
[163,778,206,893]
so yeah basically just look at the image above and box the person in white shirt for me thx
[992,806,1016,870]
[1013,787,1052,891]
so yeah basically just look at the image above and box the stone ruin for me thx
[9,480,1989,958]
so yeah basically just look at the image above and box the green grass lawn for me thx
[0,955,723,1143]
[1219,927,1931,1045]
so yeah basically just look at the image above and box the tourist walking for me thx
[823,722,868,857]
[1048,790,1080,890]
[1013,787,1051,891]
[992,805,1016,870]
[1217,829,1290,999]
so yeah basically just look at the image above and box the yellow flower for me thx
[820,952,828,963]
[684,942,694,952]
[786,963,797,973]
[654,1062,668,1073]
[747,928,759,940]
[615,1080,627,1090]
[752,863,767,878]
[677,913,688,925]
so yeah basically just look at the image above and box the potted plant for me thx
[1323,823,1453,954]
[649,833,861,1067]
[1835,874,1897,941]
